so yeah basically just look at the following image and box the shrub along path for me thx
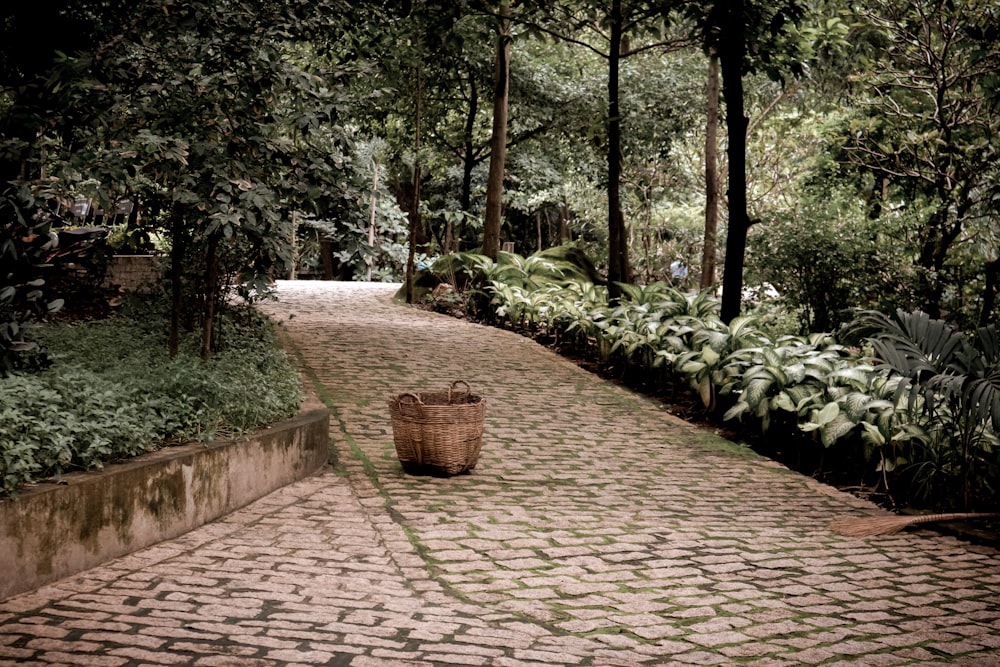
[2,280,999,666]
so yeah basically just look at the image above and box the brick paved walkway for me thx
[2,280,1000,666]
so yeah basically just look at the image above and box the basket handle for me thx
[398,392,424,406]
[448,380,471,401]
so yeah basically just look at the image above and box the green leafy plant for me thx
[722,337,846,433]
[799,363,896,448]
[0,187,64,375]
[429,252,496,288]
[0,299,301,496]
[846,309,1000,509]
[463,257,1000,511]
[674,315,771,412]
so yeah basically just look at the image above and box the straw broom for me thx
[828,512,1000,537]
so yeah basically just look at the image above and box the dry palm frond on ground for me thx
[829,512,1000,537]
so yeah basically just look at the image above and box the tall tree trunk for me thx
[606,0,628,302]
[719,0,749,324]
[405,68,423,304]
[701,47,720,290]
[915,206,964,319]
[456,75,480,253]
[641,185,653,284]
[319,234,334,280]
[560,198,570,243]
[482,1,513,261]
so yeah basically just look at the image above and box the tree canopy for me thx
[3,0,1000,369]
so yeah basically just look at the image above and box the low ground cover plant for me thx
[429,249,1000,513]
[0,299,301,496]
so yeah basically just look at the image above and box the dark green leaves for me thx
[852,307,1000,441]
[0,299,302,496]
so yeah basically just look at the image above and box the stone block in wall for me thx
[103,254,164,293]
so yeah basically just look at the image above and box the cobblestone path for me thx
[2,281,999,666]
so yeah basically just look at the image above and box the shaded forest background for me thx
[4,0,998,348]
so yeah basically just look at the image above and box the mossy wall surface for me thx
[0,407,329,601]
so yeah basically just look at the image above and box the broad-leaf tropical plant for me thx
[848,309,1000,509]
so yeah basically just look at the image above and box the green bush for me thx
[747,187,913,333]
[1,186,64,375]
[0,300,301,496]
[839,310,1000,510]
[469,251,998,511]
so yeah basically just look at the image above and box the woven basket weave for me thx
[388,380,486,475]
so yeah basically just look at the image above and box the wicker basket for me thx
[388,380,486,475]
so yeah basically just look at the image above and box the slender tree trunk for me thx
[429,214,446,251]
[641,185,652,284]
[719,0,749,324]
[915,218,958,319]
[482,1,513,261]
[606,0,627,302]
[454,75,480,251]
[289,211,297,280]
[405,68,423,304]
[701,47,720,290]
[560,197,570,243]
[319,233,334,280]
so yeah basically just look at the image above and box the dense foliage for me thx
[0,300,301,496]
[432,250,1000,512]
[1,0,402,365]
[0,189,64,373]
[4,1,999,356]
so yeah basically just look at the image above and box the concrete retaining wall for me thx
[0,406,330,601]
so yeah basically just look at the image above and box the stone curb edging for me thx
[0,406,330,601]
